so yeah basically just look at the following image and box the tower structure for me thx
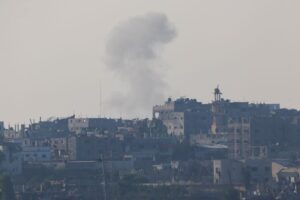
[211,86,227,134]
[214,87,222,102]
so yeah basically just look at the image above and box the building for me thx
[244,159,272,185]
[153,98,211,139]
[22,136,71,161]
[213,159,272,187]
[22,146,51,162]
[213,159,245,185]
[68,118,89,133]
[227,117,251,160]
[3,129,23,140]
[227,117,268,160]
[272,160,300,183]
[68,117,120,134]
[67,135,124,161]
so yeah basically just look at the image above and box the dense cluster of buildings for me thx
[1,87,300,199]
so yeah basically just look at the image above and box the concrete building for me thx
[213,159,272,187]
[3,129,23,140]
[244,159,272,185]
[68,117,120,134]
[227,117,251,160]
[28,116,71,135]
[68,118,89,133]
[210,87,279,136]
[22,146,51,162]
[67,135,124,161]
[227,117,269,160]
[21,136,71,161]
[213,159,245,185]
[272,160,300,183]
[153,98,211,139]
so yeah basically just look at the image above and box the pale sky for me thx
[1,0,300,125]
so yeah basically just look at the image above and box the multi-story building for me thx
[227,117,251,160]
[211,87,279,136]
[227,117,269,160]
[68,117,120,134]
[245,159,272,185]
[22,146,51,162]
[3,128,24,140]
[67,135,124,161]
[153,98,212,139]
[213,159,272,187]
[212,159,244,185]
[68,118,89,133]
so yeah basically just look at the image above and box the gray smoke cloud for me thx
[105,12,177,117]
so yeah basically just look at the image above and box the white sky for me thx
[1,0,300,124]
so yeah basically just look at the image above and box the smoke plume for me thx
[105,12,177,117]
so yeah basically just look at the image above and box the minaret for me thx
[211,86,227,135]
[214,86,222,102]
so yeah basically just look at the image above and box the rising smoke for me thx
[105,12,177,117]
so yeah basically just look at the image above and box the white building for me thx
[22,146,51,162]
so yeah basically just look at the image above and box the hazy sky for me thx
[1,0,300,124]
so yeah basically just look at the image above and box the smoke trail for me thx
[105,12,177,117]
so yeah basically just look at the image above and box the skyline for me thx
[0,87,283,127]
[1,0,300,124]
